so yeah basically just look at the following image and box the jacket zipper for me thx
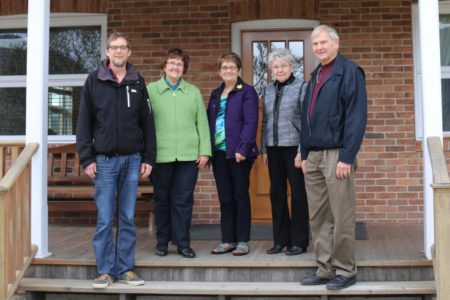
[307,114,312,137]
[126,85,130,108]
[307,87,312,137]
[173,89,177,158]
[308,72,330,136]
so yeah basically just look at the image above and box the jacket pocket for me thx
[329,115,342,143]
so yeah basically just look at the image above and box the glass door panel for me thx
[252,41,268,96]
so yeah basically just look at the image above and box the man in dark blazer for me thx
[300,25,367,290]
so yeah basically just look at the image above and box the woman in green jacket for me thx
[147,48,211,259]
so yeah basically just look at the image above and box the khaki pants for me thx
[305,149,357,278]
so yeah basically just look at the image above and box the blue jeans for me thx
[93,153,141,279]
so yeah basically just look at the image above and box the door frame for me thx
[232,19,319,223]
[231,19,320,58]
[241,30,316,222]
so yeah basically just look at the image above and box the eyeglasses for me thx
[108,45,129,51]
[220,65,238,71]
[167,61,184,68]
[271,64,291,71]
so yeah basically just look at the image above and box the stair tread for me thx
[20,278,436,295]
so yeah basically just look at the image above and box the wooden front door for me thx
[241,30,315,222]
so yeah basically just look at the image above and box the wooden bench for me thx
[47,144,155,232]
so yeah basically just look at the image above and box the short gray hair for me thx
[268,48,295,69]
[311,25,340,42]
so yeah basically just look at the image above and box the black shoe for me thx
[300,275,331,286]
[177,246,196,258]
[326,275,356,290]
[285,246,306,256]
[266,245,285,254]
[155,244,168,256]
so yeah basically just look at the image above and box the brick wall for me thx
[1,0,427,225]
[319,0,422,223]
[113,0,422,225]
[106,0,231,225]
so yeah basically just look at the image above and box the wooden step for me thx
[28,253,434,281]
[19,278,436,296]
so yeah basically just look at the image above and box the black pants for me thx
[267,146,309,247]
[151,161,198,248]
[212,151,253,243]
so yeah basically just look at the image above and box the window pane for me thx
[0,88,26,134]
[271,41,285,51]
[289,41,305,80]
[0,30,27,75]
[0,87,82,135]
[48,86,82,135]
[443,79,450,131]
[0,27,101,76]
[440,15,450,66]
[49,27,101,74]
[253,41,268,96]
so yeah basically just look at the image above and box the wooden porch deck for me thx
[38,223,429,268]
[22,223,435,298]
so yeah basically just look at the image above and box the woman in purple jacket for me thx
[207,52,259,256]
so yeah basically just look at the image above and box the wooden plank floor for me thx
[20,278,436,296]
[39,223,429,267]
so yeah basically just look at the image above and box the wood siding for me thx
[229,0,318,22]
[0,0,106,15]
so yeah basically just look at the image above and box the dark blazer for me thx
[300,53,367,164]
[207,77,259,159]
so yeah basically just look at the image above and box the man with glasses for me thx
[76,32,156,289]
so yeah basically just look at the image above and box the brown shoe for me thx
[117,271,144,286]
[92,273,113,289]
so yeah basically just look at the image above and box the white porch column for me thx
[26,0,51,258]
[419,0,443,259]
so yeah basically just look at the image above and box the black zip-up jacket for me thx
[300,53,367,164]
[76,59,156,168]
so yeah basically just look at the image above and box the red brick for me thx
[0,0,421,225]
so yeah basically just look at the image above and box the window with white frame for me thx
[413,2,450,138]
[440,11,450,131]
[0,13,106,143]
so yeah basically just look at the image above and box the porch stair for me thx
[19,259,436,299]
[19,278,435,298]
[17,224,436,299]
